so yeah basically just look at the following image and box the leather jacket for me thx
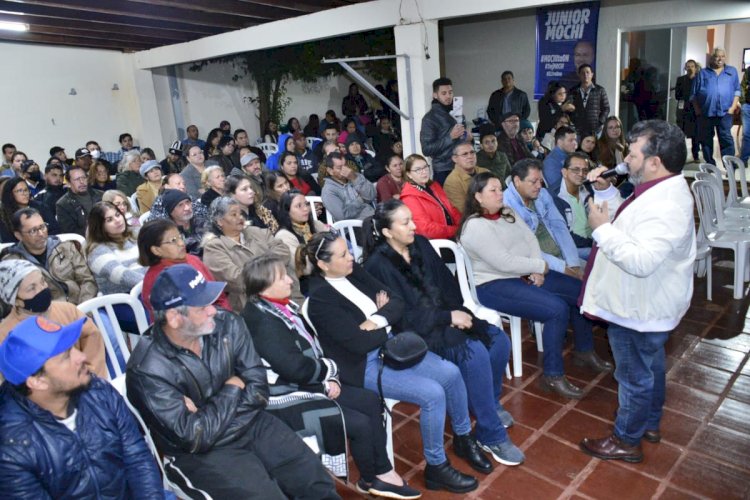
[0,377,164,499]
[126,310,269,456]
[420,100,462,173]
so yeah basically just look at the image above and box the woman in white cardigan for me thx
[457,172,611,400]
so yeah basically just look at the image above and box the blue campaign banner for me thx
[535,1,600,99]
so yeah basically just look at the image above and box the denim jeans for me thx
[444,326,510,446]
[363,349,471,465]
[476,271,594,376]
[608,324,669,446]
[698,114,735,165]
[741,104,750,163]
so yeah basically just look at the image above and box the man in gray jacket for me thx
[320,152,375,221]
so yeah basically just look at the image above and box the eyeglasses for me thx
[455,151,476,158]
[313,230,340,260]
[22,223,48,236]
[70,174,88,183]
[567,168,590,175]
[160,234,185,246]
[13,187,30,195]
[411,165,430,174]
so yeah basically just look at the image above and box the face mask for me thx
[27,171,42,182]
[21,287,52,313]
[90,150,101,159]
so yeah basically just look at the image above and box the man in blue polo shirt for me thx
[691,47,740,165]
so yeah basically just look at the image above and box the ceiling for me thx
[0,0,368,52]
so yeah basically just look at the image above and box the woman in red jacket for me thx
[400,154,462,239]
[137,218,231,317]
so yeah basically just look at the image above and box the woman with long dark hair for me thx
[596,116,629,167]
[278,151,321,196]
[537,81,575,139]
[225,174,277,232]
[262,171,291,220]
[0,177,46,242]
[361,200,523,465]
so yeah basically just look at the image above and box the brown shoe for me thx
[643,430,661,443]
[539,375,584,399]
[572,351,613,372]
[579,434,644,463]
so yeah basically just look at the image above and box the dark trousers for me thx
[337,384,392,481]
[166,411,339,499]
[432,169,450,185]
[698,114,735,165]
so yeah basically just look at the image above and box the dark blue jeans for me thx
[741,103,750,163]
[698,114,735,165]
[476,271,594,376]
[608,324,669,446]
[444,326,510,446]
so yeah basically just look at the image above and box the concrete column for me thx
[127,56,166,157]
[394,20,441,157]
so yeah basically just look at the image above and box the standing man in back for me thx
[487,71,531,126]
[421,77,468,185]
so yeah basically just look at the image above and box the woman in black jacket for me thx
[241,254,420,499]
[361,200,523,467]
[537,81,575,139]
[304,231,485,494]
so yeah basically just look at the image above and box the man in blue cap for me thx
[0,316,164,498]
[126,264,339,499]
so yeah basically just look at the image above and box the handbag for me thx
[377,331,428,416]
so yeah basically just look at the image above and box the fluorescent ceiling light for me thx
[0,21,29,32]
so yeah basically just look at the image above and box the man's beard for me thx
[629,169,644,187]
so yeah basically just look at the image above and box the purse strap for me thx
[376,348,393,425]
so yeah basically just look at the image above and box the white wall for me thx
[725,22,750,71]
[0,42,146,164]
[686,26,708,66]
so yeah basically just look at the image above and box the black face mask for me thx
[21,287,52,313]
[27,171,42,182]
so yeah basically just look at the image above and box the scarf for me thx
[292,221,314,243]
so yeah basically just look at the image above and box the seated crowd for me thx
[0,74,676,499]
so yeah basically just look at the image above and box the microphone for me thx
[583,162,628,188]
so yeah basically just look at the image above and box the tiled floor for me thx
[335,254,750,499]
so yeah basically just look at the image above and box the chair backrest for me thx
[307,137,322,150]
[130,281,144,301]
[365,149,376,158]
[139,211,151,224]
[428,239,479,312]
[306,195,334,224]
[129,192,140,214]
[57,233,86,246]
[258,142,278,155]
[722,155,749,202]
[0,242,13,252]
[78,293,149,378]
[697,163,728,210]
[332,219,363,262]
[691,179,722,236]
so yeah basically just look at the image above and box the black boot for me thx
[452,433,493,473]
[424,460,478,493]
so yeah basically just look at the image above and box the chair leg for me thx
[534,322,544,352]
[509,316,523,377]
[384,399,398,467]
[706,255,713,302]
[733,245,748,300]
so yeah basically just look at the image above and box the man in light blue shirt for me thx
[542,126,578,194]
[691,47,740,165]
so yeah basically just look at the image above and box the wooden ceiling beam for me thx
[25,24,183,47]
[124,0,301,21]
[0,32,152,51]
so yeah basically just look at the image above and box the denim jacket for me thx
[503,182,580,272]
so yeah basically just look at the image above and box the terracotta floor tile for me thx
[522,435,592,485]
[727,374,750,404]
[687,342,746,372]
[702,330,750,352]
[682,306,721,324]
[617,441,682,479]
[522,373,574,404]
[670,454,750,499]
[668,360,733,395]
[711,398,750,433]
[482,466,564,499]
[392,419,429,465]
[502,392,564,430]
[578,461,660,500]
[505,423,535,447]
[663,332,699,359]
[548,409,611,446]
[393,402,420,416]
[663,382,721,419]
[595,372,619,392]
[671,319,708,338]
[657,487,704,499]
[691,423,750,470]
[657,408,701,447]
[573,386,618,422]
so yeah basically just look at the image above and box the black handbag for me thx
[377,331,428,416]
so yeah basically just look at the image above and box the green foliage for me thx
[188,29,395,129]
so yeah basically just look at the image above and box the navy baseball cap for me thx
[150,264,226,311]
[0,316,85,385]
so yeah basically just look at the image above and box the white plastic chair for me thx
[301,298,398,466]
[332,219,363,263]
[693,171,749,230]
[722,155,750,209]
[129,193,140,214]
[307,137,322,150]
[0,242,13,252]
[139,211,151,224]
[429,239,542,378]
[78,293,150,378]
[365,149,376,158]
[258,142,278,155]
[306,195,334,225]
[698,163,750,219]
[57,233,86,246]
[694,230,713,301]
[691,179,750,300]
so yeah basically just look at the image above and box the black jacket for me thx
[569,84,610,137]
[363,236,488,353]
[487,87,531,124]
[420,100,462,173]
[55,189,103,236]
[306,265,404,387]
[126,310,269,455]
[537,98,570,139]
[0,377,163,499]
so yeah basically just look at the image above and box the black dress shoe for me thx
[579,434,644,463]
[424,460,478,493]
[539,375,584,399]
[368,478,422,499]
[452,433,493,473]
[572,351,614,372]
[643,429,661,443]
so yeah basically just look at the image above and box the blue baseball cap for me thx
[150,264,226,311]
[0,316,85,385]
